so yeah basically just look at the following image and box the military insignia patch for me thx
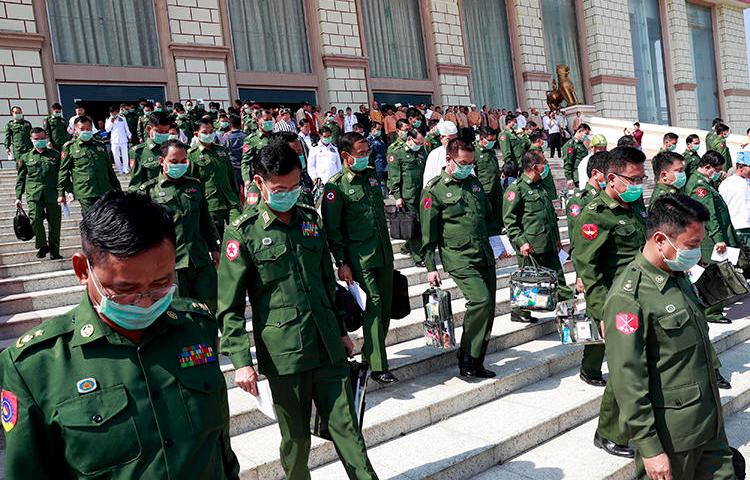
[500,134,506,141]
[225,240,240,261]
[76,378,98,394]
[720,143,725,149]
[325,191,336,202]
[581,224,598,240]
[569,204,581,217]
[696,188,707,198]
[301,221,320,237]
[369,177,379,187]
[388,155,395,163]
[423,197,432,209]
[615,312,639,335]
[506,191,516,201]
[80,324,94,338]
[567,147,574,154]
[247,192,259,206]
[178,343,217,368]
[186,187,197,194]
[1,390,17,432]
[242,144,250,153]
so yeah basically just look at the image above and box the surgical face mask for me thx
[711,171,722,182]
[263,181,301,212]
[399,130,408,140]
[327,116,335,122]
[168,134,179,141]
[261,120,274,132]
[660,235,702,272]
[219,121,229,129]
[244,107,251,114]
[690,143,700,152]
[667,144,677,152]
[321,136,332,146]
[152,132,170,145]
[199,133,214,144]
[540,163,550,179]
[349,154,369,172]
[166,162,188,179]
[451,160,473,180]
[413,120,422,128]
[670,171,687,189]
[409,141,422,152]
[580,134,589,142]
[53,111,62,118]
[599,181,608,190]
[372,130,381,137]
[209,108,217,114]
[88,260,175,331]
[13,113,23,121]
[186,104,194,111]
[615,175,643,203]
[485,140,496,150]
[78,131,94,142]
[144,111,152,117]
[298,154,306,169]
[32,139,47,149]
[154,108,163,113]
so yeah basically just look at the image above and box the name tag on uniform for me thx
[301,221,320,237]
[178,343,217,368]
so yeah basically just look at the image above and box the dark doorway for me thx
[238,88,317,112]
[58,84,166,125]
[373,92,433,108]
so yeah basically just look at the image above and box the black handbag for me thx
[335,284,364,332]
[13,207,34,241]
[693,260,750,307]
[312,360,369,439]
[391,270,410,319]
[386,207,419,240]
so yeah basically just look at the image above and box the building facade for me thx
[1,0,749,158]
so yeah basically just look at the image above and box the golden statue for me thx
[546,64,579,111]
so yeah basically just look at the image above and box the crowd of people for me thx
[1,96,747,479]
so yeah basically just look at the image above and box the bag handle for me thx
[527,255,540,271]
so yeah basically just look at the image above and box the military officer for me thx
[424,119,442,154]
[15,128,62,260]
[323,111,342,146]
[605,194,735,480]
[43,103,70,152]
[385,119,410,159]
[57,116,122,214]
[174,102,195,140]
[4,106,33,164]
[684,134,701,180]
[562,123,591,189]
[216,142,378,479]
[322,132,397,384]
[658,132,679,154]
[421,139,497,378]
[136,102,154,144]
[240,109,274,191]
[498,115,519,167]
[707,123,732,173]
[503,149,573,322]
[0,191,240,479]
[388,128,427,266]
[123,102,140,141]
[140,140,220,313]
[188,119,241,239]
[571,146,648,458]
[529,130,558,202]
[650,151,687,204]
[474,127,502,235]
[128,112,172,191]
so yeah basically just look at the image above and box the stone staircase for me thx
[2,159,747,480]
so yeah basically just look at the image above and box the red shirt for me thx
[633,129,643,146]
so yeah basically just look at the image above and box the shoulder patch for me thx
[569,204,581,217]
[567,147,574,154]
[10,315,73,360]
[225,240,240,261]
[696,188,707,198]
[581,223,598,240]
[422,197,432,209]
[2,390,17,432]
[615,312,639,335]
[325,190,337,202]
[506,191,516,201]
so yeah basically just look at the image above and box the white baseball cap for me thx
[438,121,458,136]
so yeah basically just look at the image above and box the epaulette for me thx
[10,315,74,361]
[131,143,147,152]
[182,175,201,184]
[230,208,259,228]
[61,139,76,149]
[328,171,344,183]
[138,177,159,191]
[171,297,214,319]
[187,145,199,153]
[425,175,442,189]
[619,265,642,297]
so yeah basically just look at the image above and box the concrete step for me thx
[0,245,79,271]
[0,225,79,245]
[0,234,80,254]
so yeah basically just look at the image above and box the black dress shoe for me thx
[716,370,732,390]
[370,370,399,385]
[36,246,49,259]
[458,349,476,377]
[579,371,607,387]
[708,316,732,324]
[510,311,536,323]
[472,362,496,378]
[593,432,635,458]
[414,261,425,268]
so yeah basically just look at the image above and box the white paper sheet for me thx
[558,249,569,265]
[489,235,516,258]
[687,264,705,284]
[711,246,741,265]
[348,281,367,311]
[255,379,276,420]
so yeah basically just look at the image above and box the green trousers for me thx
[635,430,735,480]
[597,381,628,445]
[352,263,394,372]
[267,361,378,480]
[450,265,497,360]
[486,185,503,235]
[177,263,218,314]
[513,251,574,318]
[210,209,229,242]
[27,197,61,255]
[400,199,423,263]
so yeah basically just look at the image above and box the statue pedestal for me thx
[561,105,596,128]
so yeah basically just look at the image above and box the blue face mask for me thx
[413,120,422,128]
[615,176,643,203]
[350,155,369,172]
[451,160,473,180]
[264,182,301,212]
[88,261,175,331]
[153,132,170,145]
[599,181,608,190]
[667,144,677,152]
[78,131,94,142]
[671,171,687,189]
[298,155,306,169]
[711,171,722,182]
[166,162,188,179]
[540,163,550,179]
[261,120,274,132]
[661,235,702,272]
[199,133,214,144]
[485,140,496,150]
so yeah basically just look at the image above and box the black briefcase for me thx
[335,284,364,332]
[693,260,750,307]
[391,270,410,319]
[386,208,419,240]
[312,360,369,439]
[13,207,34,241]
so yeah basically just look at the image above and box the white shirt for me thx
[547,117,560,134]
[343,114,356,133]
[423,145,447,187]
[307,143,342,184]
[543,116,550,132]
[578,153,591,190]
[719,174,750,230]
[105,115,131,144]
[516,115,527,129]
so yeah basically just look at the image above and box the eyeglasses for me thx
[87,260,176,305]
[614,172,648,185]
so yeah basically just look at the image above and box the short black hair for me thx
[587,151,610,177]
[446,138,474,158]
[159,139,188,157]
[142,101,153,110]
[352,123,364,131]
[197,118,213,129]
[51,102,62,110]
[319,125,332,135]
[396,119,409,130]
[339,132,366,155]
[646,193,709,237]
[406,129,423,140]
[653,151,684,178]
[576,123,591,133]
[715,123,730,135]
[478,127,496,139]
[74,116,92,126]
[686,134,699,144]
[522,149,545,171]
[633,122,640,127]
[109,105,119,113]
[606,146,646,174]
[502,160,518,179]
[230,115,242,128]
[699,150,725,168]
[712,117,724,128]
[30,127,45,135]
[148,111,172,127]
[505,114,516,125]
[270,131,300,145]
[617,135,638,148]
[529,130,544,144]
[663,132,678,143]
[254,142,302,180]
[81,191,176,266]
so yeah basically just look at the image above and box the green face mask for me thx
[13,113,23,121]
[350,155,369,172]
[264,182,301,212]
[168,134,179,141]
[540,163,550,179]
[671,171,687,189]
[78,131,94,142]
[451,161,473,180]
[220,121,229,129]
[153,132,170,145]
[667,144,677,152]
[261,120,274,132]
[372,130,381,137]
[711,171,722,182]
[298,155,306,169]
[485,140,496,150]
[199,133,214,144]
[691,144,700,152]
[33,139,47,149]
[615,176,643,203]
[53,111,62,118]
[413,120,422,128]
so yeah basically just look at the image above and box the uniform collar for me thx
[695,171,709,182]
[257,201,303,230]
[522,173,537,185]
[634,253,671,292]
[145,138,159,151]
[600,189,624,210]
[584,183,598,196]
[198,142,213,152]
[440,169,459,185]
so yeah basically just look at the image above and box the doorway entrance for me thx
[58,84,166,126]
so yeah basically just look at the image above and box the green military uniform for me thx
[650,182,681,205]
[140,174,220,313]
[128,138,162,191]
[529,144,558,201]
[604,254,734,479]
[473,140,502,235]
[175,113,195,140]
[421,170,496,361]
[241,131,270,184]
[571,190,647,446]
[564,182,598,258]
[512,132,531,163]
[562,138,588,184]
[0,293,240,479]
[242,112,258,135]
[124,110,139,141]
[424,132,441,154]
[216,201,378,480]
[324,120,341,146]
[136,114,151,144]
[385,136,404,159]
[387,143,427,263]
[43,114,70,152]
[58,138,122,213]
[707,134,732,172]
[683,148,701,180]
[188,142,241,239]
[498,127,519,167]
[16,147,62,256]
[4,118,33,161]
[503,174,573,321]
[322,166,394,371]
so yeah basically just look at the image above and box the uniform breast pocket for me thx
[253,243,290,283]
[55,385,141,475]
[656,309,699,352]
[176,365,227,436]
[614,223,636,237]
[260,306,303,357]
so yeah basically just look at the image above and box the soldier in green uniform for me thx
[43,103,70,152]
[57,116,122,214]
[140,140,220,312]
[503,149,573,322]
[388,129,427,266]
[323,111,341,146]
[562,123,591,189]
[657,132,679,155]
[123,102,140,140]
[0,191,240,479]
[421,138,497,378]
[571,146,648,458]
[242,103,259,135]
[174,102,195,140]
[128,112,172,191]
[707,123,732,173]
[605,194,735,480]
[322,132,397,384]
[216,142,378,479]
[240,110,274,191]
[136,102,154,145]
[529,130,558,201]
[4,106,33,165]
[385,119,410,159]
[498,115,519,167]
[511,124,532,164]
[15,128,62,260]
[473,127,501,235]
[684,134,701,180]
[650,151,687,205]
[424,119,441,154]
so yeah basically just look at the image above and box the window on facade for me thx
[228,0,311,73]
[462,0,516,108]
[360,0,428,79]
[46,0,161,67]
[687,3,719,130]
[540,0,583,94]
[629,0,670,124]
